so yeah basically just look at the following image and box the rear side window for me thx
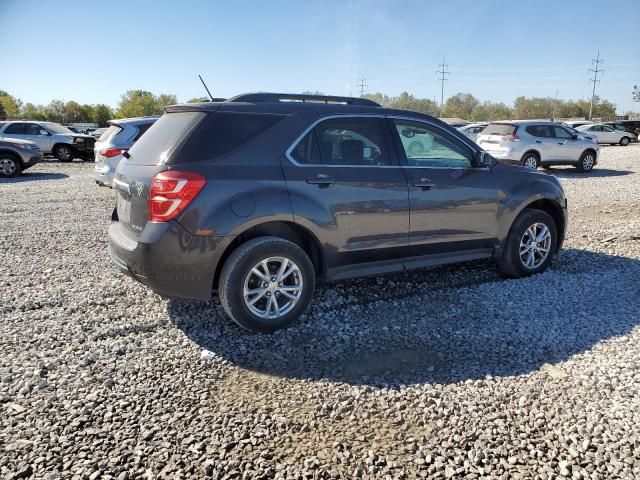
[4,123,26,134]
[526,125,553,138]
[180,112,286,162]
[133,122,154,141]
[99,125,122,142]
[482,123,517,136]
[127,112,204,165]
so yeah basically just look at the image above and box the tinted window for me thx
[127,111,204,165]
[590,126,601,132]
[553,126,573,139]
[180,112,286,163]
[133,122,154,141]
[526,125,553,138]
[43,123,73,134]
[291,130,321,165]
[602,126,615,132]
[99,125,122,142]
[482,123,517,136]
[25,124,45,135]
[4,123,26,134]
[393,120,473,168]
[313,117,391,166]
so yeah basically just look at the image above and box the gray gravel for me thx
[1,146,639,479]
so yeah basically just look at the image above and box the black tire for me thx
[620,137,630,146]
[53,144,74,162]
[497,209,558,278]
[520,152,540,170]
[0,154,22,177]
[576,150,596,172]
[218,236,316,333]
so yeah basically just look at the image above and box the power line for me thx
[436,58,450,116]
[356,76,368,96]
[588,51,604,120]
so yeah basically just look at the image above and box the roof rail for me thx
[226,93,381,107]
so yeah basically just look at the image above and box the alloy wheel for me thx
[0,158,17,176]
[519,222,552,269]
[58,147,72,161]
[523,156,538,169]
[582,154,594,171]
[243,257,303,320]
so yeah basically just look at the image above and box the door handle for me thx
[535,140,542,144]
[413,179,435,190]
[306,174,335,187]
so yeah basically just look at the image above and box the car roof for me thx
[488,120,562,126]
[108,116,160,126]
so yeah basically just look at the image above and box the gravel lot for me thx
[1,146,639,479]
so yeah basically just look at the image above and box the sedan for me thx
[576,123,637,146]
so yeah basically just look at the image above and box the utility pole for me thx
[588,51,604,120]
[356,76,368,97]
[436,58,450,117]
[633,85,640,102]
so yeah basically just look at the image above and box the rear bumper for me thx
[108,217,229,300]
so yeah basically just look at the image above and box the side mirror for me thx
[39,129,49,135]
[475,151,493,168]
[571,134,578,140]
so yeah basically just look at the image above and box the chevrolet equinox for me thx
[108,93,568,332]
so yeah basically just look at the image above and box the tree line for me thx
[363,92,618,121]
[0,88,623,127]
[0,90,208,126]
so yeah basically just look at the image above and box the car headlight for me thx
[74,137,85,143]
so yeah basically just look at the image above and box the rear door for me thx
[390,118,499,260]
[282,116,409,277]
[524,124,555,161]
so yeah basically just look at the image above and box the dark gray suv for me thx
[109,93,568,332]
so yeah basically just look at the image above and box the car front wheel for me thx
[620,137,630,146]
[576,151,595,172]
[498,209,557,278]
[54,145,74,162]
[219,236,316,333]
[521,152,540,170]
[0,155,21,177]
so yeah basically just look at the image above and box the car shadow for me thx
[0,172,69,183]
[545,168,633,178]
[168,248,640,386]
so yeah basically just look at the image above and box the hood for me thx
[0,136,38,146]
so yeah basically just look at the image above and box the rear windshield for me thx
[482,123,517,136]
[179,112,287,163]
[126,112,204,165]
[99,125,122,142]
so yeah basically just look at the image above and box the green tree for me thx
[363,92,393,107]
[442,93,479,119]
[20,103,47,120]
[116,90,177,117]
[470,101,513,121]
[390,92,439,115]
[187,96,210,103]
[0,93,22,118]
[91,104,114,126]
[0,101,5,120]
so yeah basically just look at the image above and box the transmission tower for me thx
[633,85,640,102]
[356,76,368,96]
[588,51,604,120]
[436,58,450,117]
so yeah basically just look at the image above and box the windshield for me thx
[43,122,74,134]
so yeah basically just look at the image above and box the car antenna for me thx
[198,74,214,102]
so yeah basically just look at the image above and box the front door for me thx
[282,116,409,278]
[23,123,53,152]
[389,118,499,261]
[553,125,582,160]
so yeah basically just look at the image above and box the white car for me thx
[576,123,637,146]
[457,123,487,142]
[563,120,594,129]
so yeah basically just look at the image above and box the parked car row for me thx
[107,93,569,332]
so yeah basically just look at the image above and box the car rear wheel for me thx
[219,236,316,333]
[54,145,74,162]
[576,151,595,172]
[0,155,21,177]
[521,152,540,170]
[498,209,557,278]
[620,137,630,146]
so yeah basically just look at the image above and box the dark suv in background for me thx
[109,93,568,332]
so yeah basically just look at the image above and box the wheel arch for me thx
[0,149,21,161]
[516,198,565,252]
[212,220,325,289]
[52,142,76,152]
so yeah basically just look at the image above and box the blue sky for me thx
[2,0,639,112]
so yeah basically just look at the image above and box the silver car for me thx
[0,137,43,177]
[457,122,487,142]
[94,116,158,187]
[476,121,600,172]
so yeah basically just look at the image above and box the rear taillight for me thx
[100,148,128,158]
[502,134,520,142]
[149,171,206,223]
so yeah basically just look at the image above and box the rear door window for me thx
[99,125,122,142]
[133,123,154,141]
[4,123,27,134]
[127,112,204,165]
[526,125,553,138]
